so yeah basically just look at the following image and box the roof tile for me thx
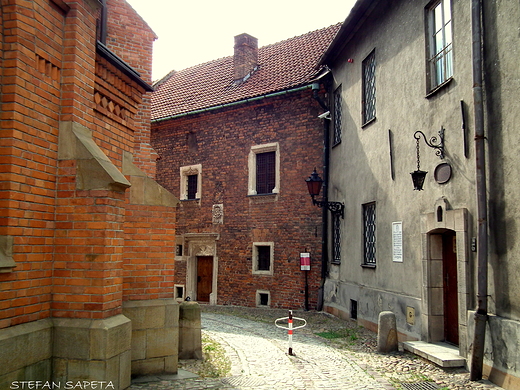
[151,23,341,121]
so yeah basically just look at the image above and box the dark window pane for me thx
[362,50,376,124]
[187,174,198,199]
[256,151,275,194]
[257,246,271,271]
[363,202,376,264]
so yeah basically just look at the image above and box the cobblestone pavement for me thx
[130,307,504,390]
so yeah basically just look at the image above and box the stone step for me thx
[402,341,466,368]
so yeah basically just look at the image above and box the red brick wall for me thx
[0,0,67,328]
[0,0,173,327]
[152,89,324,309]
[105,0,159,178]
[53,163,126,319]
[123,204,176,301]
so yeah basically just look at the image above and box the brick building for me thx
[151,24,341,310]
[0,1,178,388]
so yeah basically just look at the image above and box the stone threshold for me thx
[403,341,465,368]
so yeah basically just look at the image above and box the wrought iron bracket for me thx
[414,127,445,159]
[312,198,345,219]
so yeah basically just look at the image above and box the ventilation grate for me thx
[401,382,440,390]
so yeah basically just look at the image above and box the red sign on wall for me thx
[300,253,310,271]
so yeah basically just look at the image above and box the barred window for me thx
[187,174,198,200]
[427,0,453,90]
[248,143,279,196]
[256,151,276,194]
[252,242,274,275]
[363,202,376,265]
[180,164,201,201]
[332,212,341,264]
[333,85,342,146]
[362,50,376,125]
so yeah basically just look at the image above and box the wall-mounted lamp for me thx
[305,169,344,218]
[410,127,445,191]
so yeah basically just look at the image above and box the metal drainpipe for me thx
[312,86,330,312]
[470,0,488,381]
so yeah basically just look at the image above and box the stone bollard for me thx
[377,311,398,353]
[178,301,203,359]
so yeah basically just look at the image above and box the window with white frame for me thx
[362,50,376,125]
[248,143,280,196]
[252,242,274,275]
[363,202,376,265]
[333,85,342,146]
[427,0,453,91]
[180,164,201,200]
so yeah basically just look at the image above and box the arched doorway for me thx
[421,199,469,354]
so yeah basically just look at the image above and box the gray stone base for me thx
[123,299,179,376]
[467,311,520,390]
[52,315,132,390]
[0,319,53,389]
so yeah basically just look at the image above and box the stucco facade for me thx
[320,0,519,388]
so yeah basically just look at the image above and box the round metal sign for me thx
[434,162,452,184]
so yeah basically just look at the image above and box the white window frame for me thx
[426,0,453,91]
[252,242,274,275]
[180,164,202,200]
[248,143,280,196]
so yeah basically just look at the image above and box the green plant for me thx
[197,334,232,378]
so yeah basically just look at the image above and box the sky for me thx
[125,0,356,81]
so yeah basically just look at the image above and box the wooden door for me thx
[443,231,459,345]
[197,256,213,302]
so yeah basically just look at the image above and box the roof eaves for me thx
[152,84,313,123]
[319,0,379,66]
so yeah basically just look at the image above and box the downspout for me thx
[469,0,488,381]
[312,83,330,312]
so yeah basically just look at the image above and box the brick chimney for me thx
[234,33,258,81]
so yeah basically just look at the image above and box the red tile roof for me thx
[151,23,341,121]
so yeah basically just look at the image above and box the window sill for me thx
[361,263,376,269]
[248,193,279,203]
[426,77,453,98]
[361,117,376,129]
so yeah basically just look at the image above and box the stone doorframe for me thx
[421,197,470,356]
[184,233,219,304]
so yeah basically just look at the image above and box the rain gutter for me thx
[152,85,312,123]
[469,0,488,381]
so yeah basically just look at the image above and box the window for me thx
[362,50,376,125]
[427,0,453,90]
[363,202,376,265]
[333,85,342,145]
[256,151,275,194]
[256,290,271,307]
[180,164,201,200]
[252,242,274,275]
[332,212,341,264]
[187,174,198,200]
[248,143,280,196]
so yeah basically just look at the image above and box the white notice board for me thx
[392,221,403,262]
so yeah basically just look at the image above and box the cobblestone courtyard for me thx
[130,306,503,390]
